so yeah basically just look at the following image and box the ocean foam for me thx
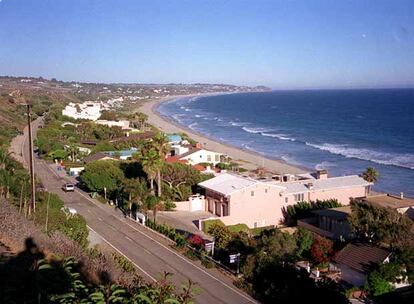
[306,142,414,170]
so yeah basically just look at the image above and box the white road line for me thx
[125,236,133,242]
[87,209,91,213]
[98,217,103,221]
[87,225,156,282]
[76,189,255,303]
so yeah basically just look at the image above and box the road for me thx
[12,116,256,304]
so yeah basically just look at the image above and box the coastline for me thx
[139,93,307,174]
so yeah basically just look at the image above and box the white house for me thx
[62,102,102,121]
[95,120,131,130]
[178,148,224,166]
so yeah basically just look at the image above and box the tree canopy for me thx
[81,160,124,194]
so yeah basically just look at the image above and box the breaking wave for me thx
[306,143,414,170]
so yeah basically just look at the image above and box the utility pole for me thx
[27,104,36,213]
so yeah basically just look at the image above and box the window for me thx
[254,222,258,228]
[251,191,254,196]
[215,154,220,161]
[285,197,288,203]
[294,193,305,202]
[207,155,212,161]
[265,188,268,194]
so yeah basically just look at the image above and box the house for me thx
[178,148,224,166]
[109,131,155,143]
[298,206,352,240]
[330,243,391,287]
[170,143,190,156]
[356,194,414,219]
[198,171,372,229]
[102,148,139,160]
[62,102,102,121]
[83,152,117,164]
[95,120,131,130]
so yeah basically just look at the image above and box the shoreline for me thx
[139,93,307,174]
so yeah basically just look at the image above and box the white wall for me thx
[182,149,222,165]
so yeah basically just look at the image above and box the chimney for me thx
[316,169,328,180]
[195,142,203,149]
[307,182,314,190]
[400,192,404,199]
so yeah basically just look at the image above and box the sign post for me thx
[229,253,241,275]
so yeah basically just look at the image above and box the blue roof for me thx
[168,134,182,143]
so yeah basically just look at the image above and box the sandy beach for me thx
[139,95,306,174]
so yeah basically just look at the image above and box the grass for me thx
[250,225,275,235]
[227,223,250,234]
[202,219,225,233]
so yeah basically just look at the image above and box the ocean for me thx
[157,89,414,197]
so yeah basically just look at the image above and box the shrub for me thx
[202,219,225,233]
[189,234,204,250]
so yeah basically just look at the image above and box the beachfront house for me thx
[178,148,224,166]
[198,171,372,229]
[62,102,102,121]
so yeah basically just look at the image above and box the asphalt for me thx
[15,116,256,304]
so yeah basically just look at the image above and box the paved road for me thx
[14,116,256,304]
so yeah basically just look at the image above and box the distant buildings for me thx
[198,171,372,229]
[62,102,102,121]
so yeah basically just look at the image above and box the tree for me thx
[295,227,314,258]
[365,263,402,296]
[161,162,204,201]
[152,133,170,197]
[144,194,163,223]
[208,224,232,248]
[66,143,79,162]
[80,160,124,195]
[122,178,148,216]
[349,200,414,247]
[310,235,333,265]
[362,167,379,183]
[99,110,117,120]
[138,147,161,194]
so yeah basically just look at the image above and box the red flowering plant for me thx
[188,234,204,250]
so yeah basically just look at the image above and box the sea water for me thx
[158,89,414,196]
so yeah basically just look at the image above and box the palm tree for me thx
[0,169,12,198]
[122,178,148,216]
[140,147,162,194]
[145,194,164,224]
[66,144,79,162]
[362,167,379,195]
[152,133,170,197]
[0,148,12,170]
[362,167,379,183]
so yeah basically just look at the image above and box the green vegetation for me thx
[284,199,342,225]
[34,192,89,248]
[81,160,125,195]
[362,167,379,183]
[202,219,225,233]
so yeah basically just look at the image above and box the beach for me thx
[139,95,306,174]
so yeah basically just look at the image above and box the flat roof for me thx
[312,206,352,220]
[198,173,257,196]
[362,194,414,209]
[282,175,372,194]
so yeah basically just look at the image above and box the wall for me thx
[218,184,287,228]
[336,264,366,287]
[183,150,222,166]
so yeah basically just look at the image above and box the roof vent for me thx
[400,192,404,199]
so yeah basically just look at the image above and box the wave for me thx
[188,122,198,130]
[306,142,414,170]
[262,133,296,141]
[241,127,297,142]
[242,127,273,134]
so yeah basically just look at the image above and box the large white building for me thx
[62,102,102,121]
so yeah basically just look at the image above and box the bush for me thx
[201,255,215,268]
[202,219,225,233]
[227,223,250,234]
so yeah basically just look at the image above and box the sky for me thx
[0,0,414,89]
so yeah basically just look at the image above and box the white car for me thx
[62,183,75,192]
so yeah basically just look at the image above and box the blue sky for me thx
[0,0,413,89]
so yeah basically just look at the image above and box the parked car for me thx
[62,183,75,192]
